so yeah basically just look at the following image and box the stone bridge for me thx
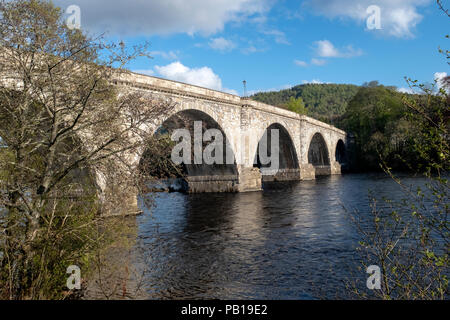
[108,72,348,214]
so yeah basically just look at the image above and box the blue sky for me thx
[56,0,449,95]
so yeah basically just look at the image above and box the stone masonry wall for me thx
[107,71,347,214]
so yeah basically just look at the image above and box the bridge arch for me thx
[139,108,239,193]
[151,100,239,159]
[308,132,331,176]
[335,139,347,165]
[253,122,300,181]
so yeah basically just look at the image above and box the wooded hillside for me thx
[251,83,360,123]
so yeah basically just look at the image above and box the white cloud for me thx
[304,0,431,38]
[294,60,308,67]
[397,73,449,94]
[155,62,222,90]
[435,72,449,92]
[224,88,240,95]
[314,40,363,58]
[302,79,325,84]
[241,46,266,54]
[262,29,290,45]
[55,0,271,36]
[152,61,237,95]
[434,72,448,85]
[397,87,416,94]
[150,51,179,60]
[209,37,236,52]
[315,40,340,57]
[311,58,327,66]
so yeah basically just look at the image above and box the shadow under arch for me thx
[253,123,300,183]
[308,132,331,176]
[335,139,347,165]
[139,109,239,193]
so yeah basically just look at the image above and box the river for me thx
[129,173,437,299]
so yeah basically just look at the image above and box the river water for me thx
[133,173,433,300]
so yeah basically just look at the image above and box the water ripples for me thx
[135,173,430,299]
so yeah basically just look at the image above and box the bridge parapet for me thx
[301,115,346,136]
[113,71,242,105]
[241,98,301,120]
[113,71,346,138]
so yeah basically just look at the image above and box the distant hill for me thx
[250,83,360,124]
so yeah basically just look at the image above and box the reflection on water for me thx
[136,173,430,299]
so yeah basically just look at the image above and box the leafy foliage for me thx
[340,85,412,171]
[349,1,449,300]
[0,0,172,299]
[285,96,308,115]
[350,79,449,299]
[251,83,360,122]
[139,134,185,180]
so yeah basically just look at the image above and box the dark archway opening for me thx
[139,109,238,193]
[308,133,332,177]
[254,123,299,182]
[308,133,330,167]
[335,139,347,165]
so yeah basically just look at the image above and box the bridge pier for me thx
[94,167,142,217]
[120,192,141,216]
[300,164,316,180]
[98,186,142,217]
[237,167,262,192]
[304,161,342,178]
[331,161,342,175]
[185,175,239,193]
[314,165,332,176]
[260,168,301,182]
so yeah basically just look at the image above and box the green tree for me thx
[285,96,308,115]
[341,85,408,171]
[350,78,449,300]
[251,83,360,121]
[349,0,449,300]
[0,0,172,299]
